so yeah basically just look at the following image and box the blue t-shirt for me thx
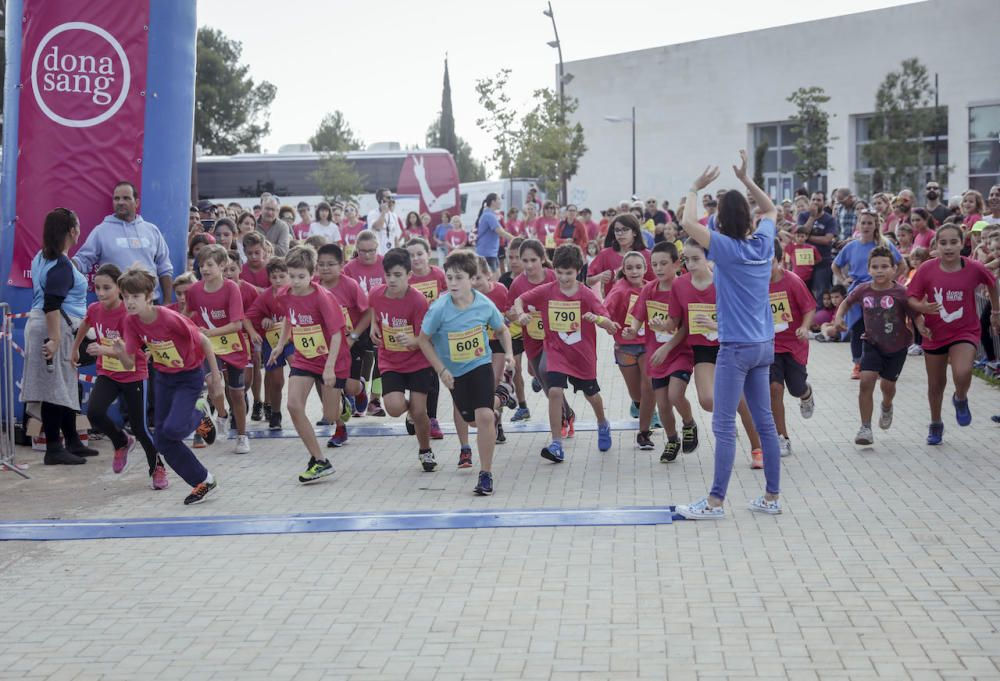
[433,223,449,246]
[833,239,902,326]
[705,217,776,343]
[475,211,501,258]
[421,290,504,377]
[30,253,88,319]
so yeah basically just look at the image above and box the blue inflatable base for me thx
[223,419,643,440]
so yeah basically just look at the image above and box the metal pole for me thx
[0,303,29,479]
[547,1,568,205]
[631,106,636,196]
[934,72,940,181]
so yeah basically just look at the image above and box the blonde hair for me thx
[172,271,197,288]
[285,245,317,273]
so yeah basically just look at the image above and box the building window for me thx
[853,111,948,198]
[969,104,1000,196]
[752,122,825,201]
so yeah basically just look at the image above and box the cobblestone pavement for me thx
[1,339,999,680]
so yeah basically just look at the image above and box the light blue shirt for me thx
[73,214,173,299]
[705,217,776,343]
[31,253,88,319]
[421,290,503,377]
[475,210,501,258]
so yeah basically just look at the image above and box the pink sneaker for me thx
[113,435,135,474]
[429,418,444,440]
[150,461,170,490]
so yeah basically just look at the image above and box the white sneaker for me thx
[878,404,893,430]
[675,497,725,520]
[778,435,793,458]
[855,425,874,446]
[799,386,814,419]
[907,343,923,356]
[748,495,782,515]
[215,414,231,441]
[235,434,250,455]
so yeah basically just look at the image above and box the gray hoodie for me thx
[73,214,173,297]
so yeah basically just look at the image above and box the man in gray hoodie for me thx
[74,181,174,302]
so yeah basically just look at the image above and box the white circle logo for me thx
[30,21,131,128]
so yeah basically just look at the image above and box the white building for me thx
[564,0,1000,210]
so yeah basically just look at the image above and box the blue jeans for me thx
[710,342,781,500]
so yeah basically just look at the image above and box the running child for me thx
[70,264,167,489]
[369,247,435,470]
[247,257,292,430]
[444,215,469,252]
[344,230,387,416]
[497,237,530,422]
[166,271,196,314]
[473,256,515,444]
[226,250,265,421]
[783,225,821,288]
[110,267,222,505]
[514,244,619,462]
[834,246,926,446]
[405,237,448,439]
[767,241,816,457]
[418,250,514,495]
[240,231,270,289]
[907,223,999,443]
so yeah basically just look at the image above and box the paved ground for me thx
[2,338,1000,680]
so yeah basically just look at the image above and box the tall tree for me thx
[861,58,941,192]
[786,86,836,191]
[195,27,276,155]
[438,56,457,156]
[511,88,586,199]
[310,154,366,204]
[309,111,363,152]
[475,69,519,179]
[426,117,487,183]
[753,140,768,189]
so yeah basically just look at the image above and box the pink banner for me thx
[11,1,149,287]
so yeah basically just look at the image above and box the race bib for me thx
[549,300,581,333]
[687,303,718,337]
[413,280,439,303]
[795,249,815,266]
[769,291,793,333]
[509,321,523,340]
[340,306,354,333]
[265,323,282,349]
[99,338,126,372]
[645,300,672,343]
[544,233,556,249]
[210,332,243,356]
[148,340,183,368]
[624,294,642,334]
[383,324,414,352]
[526,311,545,340]
[448,327,485,362]
[344,243,356,259]
[292,324,327,359]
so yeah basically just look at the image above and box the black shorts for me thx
[450,363,496,423]
[923,340,976,356]
[546,371,600,396]
[692,345,719,365]
[860,341,908,381]
[381,367,436,396]
[769,352,809,397]
[511,336,524,356]
[651,370,691,391]
[206,358,245,389]
[489,339,504,354]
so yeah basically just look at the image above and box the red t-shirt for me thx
[409,267,447,306]
[277,285,349,377]
[668,273,719,347]
[588,247,654,282]
[633,279,693,379]
[123,306,205,374]
[506,219,525,237]
[444,229,468,249]
[293,222,311,241]
[241,264,269,290]
[247,286,285,347]
[325,275,369,335]
[483,283,509,340]
[84,301,148,382]
[604,278,646,346]
[783,243,821,282]
[534,217,560,249]
[518,281,610,380]
[769,270,814,366]
[343,256,385,295]
[508,269,557,360]
[584,220,600,242]
[906,257,996,351]
[237,279,260,310]
[340,221,365,258]
[368,285,431,374]
[402,225,431,243]
[185,279,250,369]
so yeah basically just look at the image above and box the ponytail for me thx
[475,193,498,231]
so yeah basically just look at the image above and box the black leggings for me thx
[41,401,83,449]
[850,317,865,363]
[87,376,159,474]
[982,301,996,362]
[427,377,440,419]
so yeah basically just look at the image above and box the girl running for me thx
[499,238,530,422]
[585,214,653,296]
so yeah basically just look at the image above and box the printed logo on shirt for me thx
[933,287,964,324]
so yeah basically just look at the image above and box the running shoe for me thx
[953,394,972,427]
[799,386,815,419]
[850,363,861,380]
[748,495,782,515]
[598,421,612,452]
[354,386,369,415]
[268,412,283,431]
[315,417,331,427]
[474,471,494,496]
[150,461,169,490]
[636,431,654,451]
[458,447,473,469]
[183,478,218,505]
[878,404,894,430]
[541,441,565,463]
[112,434,135,474]
[778,435,792,458]
[419,450,438,472]
[327,423,348,448]
[531,377,542,393]
[429,418,444,440]
[192,433,206,449]
[496,378,516,410]
[561,412,576,439]
[992,414,1000,424]
[367,400,386,417]
[251,401,264,422]
[510,407,531,422]
[927,421,944,445]
[234,434,250,455]
[681,422,699,453]
[855,425,874,446]
[496,423,506,444]
[660,439,680,463]
[405,416,416,435]
[750,448,763,469]
[299,458,335,484]
[340,394,352,424]
[675,497,725,520]
[194,399,216,445]
[214,414,231,441]
[908,343,923,356]
[629,402,639,419]
[262,403,272,421]
[651,411,662,430]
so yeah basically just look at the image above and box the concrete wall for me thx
[564,0,1000,211]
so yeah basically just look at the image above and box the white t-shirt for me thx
[984,215,1000,225]
[365,209,403,255]
[309,221,342,243]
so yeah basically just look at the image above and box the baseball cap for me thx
[196,199,215,212]
[971,220,989,233]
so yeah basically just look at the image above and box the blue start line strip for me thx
[0,506,678,541]
[236,419,642,440]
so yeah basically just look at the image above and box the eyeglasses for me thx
[614,227,631,234]
[646,201,656,205]
[357,247,378,255]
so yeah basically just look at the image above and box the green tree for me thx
[861,58,942,192]
[475,69,519,178]
[310,154,366,204]
[195,27,276,155]
[309,111,363,152]
[426,116,487,183]
[787,86,836,191]
[511,88,586,199]
[438,56,457,156]
[753,140,768,189]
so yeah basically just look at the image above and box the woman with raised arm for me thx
[675,150,784,520]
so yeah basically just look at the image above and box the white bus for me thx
[195,148,460,221]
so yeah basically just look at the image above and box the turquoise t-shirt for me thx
[421,290,503,377]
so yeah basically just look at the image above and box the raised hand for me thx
[732,150,749,182]
[692,166,720,191]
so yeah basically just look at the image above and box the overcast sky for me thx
[197,0,918,174]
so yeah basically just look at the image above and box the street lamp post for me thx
[544,1,570,205]
[604,107,636,196]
